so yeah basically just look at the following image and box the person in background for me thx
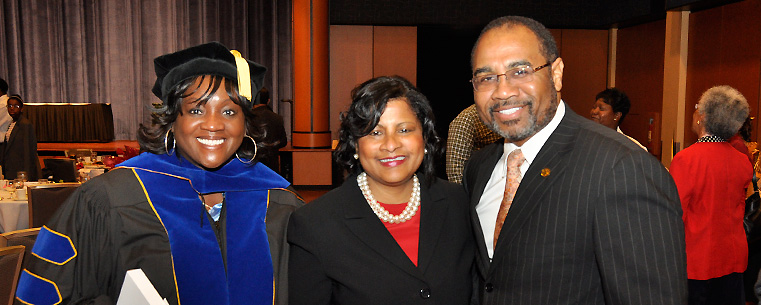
[15,42,303,305]
[589,87,648,150]
[252,86,287,174]
[288,76,474,304]
[728,116,754,165]
[464,15,686,304]
[738,116,761,305]
[670,85,752,305]
[446,104,502,184]
[0,78,12,147]
[1,94,40,181]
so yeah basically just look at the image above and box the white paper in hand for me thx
[117,269,170,305]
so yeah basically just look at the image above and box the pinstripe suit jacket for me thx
[463,105,688,304]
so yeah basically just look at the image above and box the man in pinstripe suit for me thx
[463,16,687,304]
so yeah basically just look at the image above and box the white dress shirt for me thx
[476,100,566,258]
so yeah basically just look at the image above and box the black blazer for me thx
[463,105,688,304]
[1,116,40,181]
[288,175,474,305]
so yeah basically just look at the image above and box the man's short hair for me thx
[0,78,7,95]
[471,16,559,71]
[258,87,270,106]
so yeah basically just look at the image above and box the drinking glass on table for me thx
[16,171,27,182]
[9,179,24,200]
[0,180,10,199]
[78,171,89,183]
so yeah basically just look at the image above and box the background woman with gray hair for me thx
[670,85,752,305]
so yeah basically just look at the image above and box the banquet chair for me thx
[1,228,40,268]
[27,184,79,228]
[0,245,25,305]
[43,158,78,182]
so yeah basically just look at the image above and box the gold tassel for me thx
[230,50,252,101]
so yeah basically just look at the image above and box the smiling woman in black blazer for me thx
[288,76,474,305]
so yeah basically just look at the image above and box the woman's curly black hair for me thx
[334,76,440,183]
[138,75,275,166]
[595,87,631,125]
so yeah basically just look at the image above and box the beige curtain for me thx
[0,0,292,141]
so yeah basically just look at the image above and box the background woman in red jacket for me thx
[670,85,752,305]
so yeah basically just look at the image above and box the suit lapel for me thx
[490,106,580,267]
[6,122,15,144]
[341,176,424,279]
[468,143,504,275]
[3,122,16,153]
[417,178,448,274]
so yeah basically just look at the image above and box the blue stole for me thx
[119,153,290,305]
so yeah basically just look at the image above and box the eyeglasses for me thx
[470,62,551,92]
[6,105,21,109]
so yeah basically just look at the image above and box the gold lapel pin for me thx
[540,168,551,177]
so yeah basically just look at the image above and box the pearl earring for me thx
[353,153,359,160]
[424,149,428,154]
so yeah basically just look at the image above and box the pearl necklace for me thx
[357,172,421,223]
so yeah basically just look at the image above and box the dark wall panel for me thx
[416,26,480,179]
[330,0,656,29]
[686,0,761,145]
[666,0,743,10]
[616,19,666,151]
[558,29,609,115]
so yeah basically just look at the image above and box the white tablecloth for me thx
[0,198,28,233]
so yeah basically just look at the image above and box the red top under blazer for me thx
[670,141,752,280]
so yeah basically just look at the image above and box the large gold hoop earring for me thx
[235,135,257,164]
[164,129,175,155]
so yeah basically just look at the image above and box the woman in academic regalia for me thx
[15,42,303,305]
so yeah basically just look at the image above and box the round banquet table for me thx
[0,198,28,233]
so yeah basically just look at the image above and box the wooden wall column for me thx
[292,0,331,148]
[661,10,689,167]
